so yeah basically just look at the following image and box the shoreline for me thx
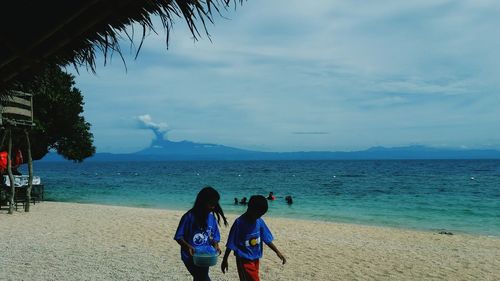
[41,200,500,238]
[1,201,499,280]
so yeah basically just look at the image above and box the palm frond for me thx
[0,0,245,93]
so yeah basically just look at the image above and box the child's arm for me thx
[175,239,195,256]
[266,242,286,265]
[221,248,232,274]
[211,241,222,255]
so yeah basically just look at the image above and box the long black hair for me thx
[190,186,228,228]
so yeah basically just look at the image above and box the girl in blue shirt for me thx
[174,186,228,281]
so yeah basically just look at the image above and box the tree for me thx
[14,65,95,162]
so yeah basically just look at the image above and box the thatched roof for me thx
[0,0,242,92]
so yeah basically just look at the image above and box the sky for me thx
[71,0,500,153]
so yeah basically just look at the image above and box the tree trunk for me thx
[7,130,15,214]
[25,130,33,212]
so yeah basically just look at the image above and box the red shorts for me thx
[236,257,260,281]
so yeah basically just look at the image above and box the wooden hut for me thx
[0,90,35,213]
[0,0,243,213]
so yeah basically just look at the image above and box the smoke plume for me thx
[137,114,170,141]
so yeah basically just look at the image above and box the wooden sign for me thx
[0,90,33,127]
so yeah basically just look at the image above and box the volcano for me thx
[134,135,261,159]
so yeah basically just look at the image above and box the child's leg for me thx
[236,257,260,281]
[183,260,211,281]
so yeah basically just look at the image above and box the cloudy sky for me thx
[71,0,500,153]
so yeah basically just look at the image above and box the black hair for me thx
[247,195,268,215]
[191,186,228,228]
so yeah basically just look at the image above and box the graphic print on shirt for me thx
[244,232,261,247]
[192,226,214,246]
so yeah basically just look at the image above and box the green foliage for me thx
[15,65,95,162]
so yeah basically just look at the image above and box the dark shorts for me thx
[236,257,260,281]
[183,259,211,281]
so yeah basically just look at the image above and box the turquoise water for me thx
[25,160,500,236]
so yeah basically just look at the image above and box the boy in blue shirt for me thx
[221,195,286,281]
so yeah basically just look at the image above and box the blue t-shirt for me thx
[174,211,221,262]
[226,215,274,261]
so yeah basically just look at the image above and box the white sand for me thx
[0,202,499,281]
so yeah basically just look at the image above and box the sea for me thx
[22,160,500,236]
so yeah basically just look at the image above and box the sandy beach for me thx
[0,202,498,281]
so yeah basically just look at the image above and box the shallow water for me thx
[26,160,500,235]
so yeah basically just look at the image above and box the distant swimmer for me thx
[239,197,247,205]
[267,192,276,201]
[285,195,293,205]
[234,197,239,205]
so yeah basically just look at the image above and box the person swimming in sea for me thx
[239,197,247,205]
[267,192,276,201]
[234,197,239,205]
[285,195,293,205]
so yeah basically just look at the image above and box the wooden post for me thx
[7,129,15,214]
[0,130,4,212]
[24,129,33,212]
[0,130,6,147]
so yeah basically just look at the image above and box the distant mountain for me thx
[39,137,500,162]
[136,138,258,158]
